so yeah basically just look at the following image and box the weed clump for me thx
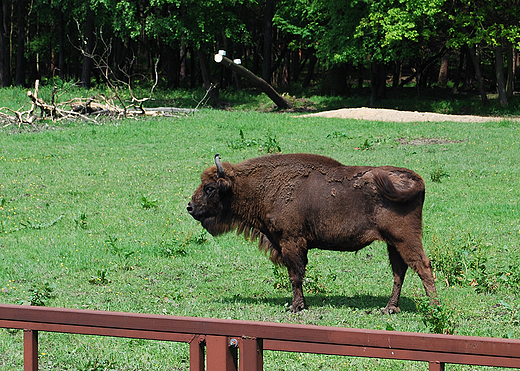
[429,232,496,293]
[228,129,282,153]
[415,295,455,334]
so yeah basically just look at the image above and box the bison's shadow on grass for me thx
[221,293,417,313]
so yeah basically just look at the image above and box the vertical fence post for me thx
[206,335,237,371]
[429,361,445,371]
[239,337,263,371]
[23,330,38,371]
[190,335,206,371]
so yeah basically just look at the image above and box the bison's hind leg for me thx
[383,243,408,314]
[384,240,439,314]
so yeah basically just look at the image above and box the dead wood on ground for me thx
[0,80,196,128]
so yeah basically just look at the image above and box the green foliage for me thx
[259,132,282,154]
[303,263,329,294]
[141,194,158,209]
[89,269,111,285]
[228,130,282,153]
[156,240,188,257]
[326,131,351,139]
[415,296,455,334]
[447,0,520,48]
[316,0,446,64]
[190,229,208,245]
[228,129,259,150]
[18,282,56,307]
[360,138,374,151]
[73,211,88,229]
[155,229,206,257]
[498,262,520,290]
[78,358,118,371]
[430,166,450,183]
[498,299,520,325]
[357,136,389,150]
[271,263,329,294]
[30,282,55,306]
[271,265,291,291]
[105,235,136,270]
[8,215,64,233]
[429,232,496,293]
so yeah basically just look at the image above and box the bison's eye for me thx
[203,184,217,196]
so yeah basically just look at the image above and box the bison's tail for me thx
[373,169,425,203]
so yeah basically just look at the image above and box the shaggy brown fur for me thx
[187,153,438,313]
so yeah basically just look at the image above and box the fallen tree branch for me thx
[214,54,291,109]
[0,78,198,128]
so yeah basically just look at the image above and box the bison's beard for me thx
[197,214,283,265]
[200,216,235,237]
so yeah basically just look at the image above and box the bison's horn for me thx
[215,154,225,178]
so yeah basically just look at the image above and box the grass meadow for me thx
[1,88,520,370]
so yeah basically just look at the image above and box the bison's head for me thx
[187,154,234,236]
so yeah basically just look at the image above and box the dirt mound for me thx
[298,107,512,123]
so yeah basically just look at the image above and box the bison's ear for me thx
[217,177,232,193]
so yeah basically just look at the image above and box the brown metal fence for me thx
[1,303,520,370]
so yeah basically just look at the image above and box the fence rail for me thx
[1,304,520,370]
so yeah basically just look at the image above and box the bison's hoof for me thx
[381,305,400,315]
[287,302,305,313]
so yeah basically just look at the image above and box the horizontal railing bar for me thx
[0,319,194,343]
[1,304,520,363]
[263,339,520,368]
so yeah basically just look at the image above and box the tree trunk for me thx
[57,7,65,79]
[452,48,464,92]
[292,49,301,82]
[281,47,290,88]
[80,5,95,88]
[437,53,449,88]
[505,39,514,100]
[494,42,508,107]
[0,0,11,87]
[357,64,364,91]
[302,51,317,88]
[392,60,402,88]
[321,64,348,95]
[369,62,386,106]
[163,43,179,89]
[197,48,219,106]
[180,45,187,84]
[14,0,26,86]
[262,0,274,84]
[467,44,489,106]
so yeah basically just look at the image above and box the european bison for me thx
[187,153,438,313]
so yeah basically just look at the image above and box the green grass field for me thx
[1,91,520,370]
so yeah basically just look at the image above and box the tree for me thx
[0,0,517,111]
[14,0,26,86]
[262,0,275,84]
[0,0,12,87]
[80,4,95,88]
[447,0,520,107]
[316,0,446,102]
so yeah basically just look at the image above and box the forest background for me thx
[0,0,519,110]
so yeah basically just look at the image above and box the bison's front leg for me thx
[281,238,308,312]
